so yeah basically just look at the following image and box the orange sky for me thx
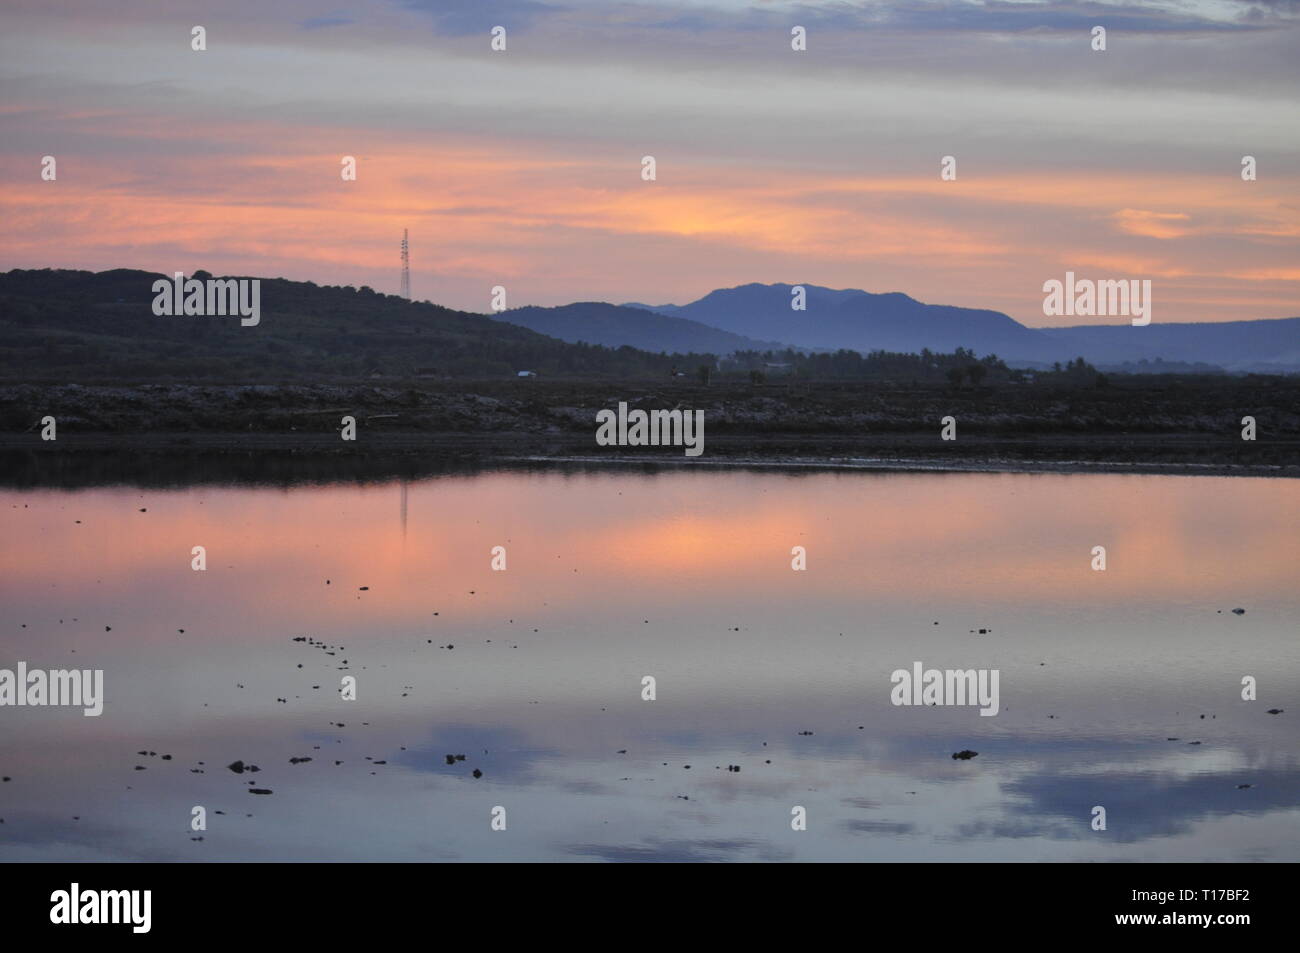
[1,0,1297,321]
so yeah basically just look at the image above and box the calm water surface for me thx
[1,469,1296,861]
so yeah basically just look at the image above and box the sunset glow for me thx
[2,0,1297,321]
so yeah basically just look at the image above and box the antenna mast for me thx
[400,228,410,299]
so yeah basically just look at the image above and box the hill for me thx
[498,301,789,355]
[630,283,1299,370]
[0,269,717,381]
[627,283,1065,363]
[1043,318,1300,372]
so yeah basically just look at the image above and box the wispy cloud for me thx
[0,0,1296,320]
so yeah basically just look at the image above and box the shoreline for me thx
[503,454,1297,478]
[3,377,1296,483]
[1,430,1295,485]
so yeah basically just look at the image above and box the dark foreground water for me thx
[0,468,1296,861]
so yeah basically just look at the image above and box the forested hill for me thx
[0,269,716,381]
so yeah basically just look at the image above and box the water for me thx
[1,468,1296,861]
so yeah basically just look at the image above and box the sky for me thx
[1,0,1297,324]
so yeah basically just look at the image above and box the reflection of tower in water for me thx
[399,479,408,539]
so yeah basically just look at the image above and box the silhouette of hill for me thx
[629,283,1299,370]
[499,301,790,355]
[0,268,717,381]
[627,283,1063,362]
[1043,318,1300,372]
[5,271,1294,381]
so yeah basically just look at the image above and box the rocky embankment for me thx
[1,378,1297,481]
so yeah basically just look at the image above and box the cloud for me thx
[1,0,1296,319]
[1111,209,1193,239]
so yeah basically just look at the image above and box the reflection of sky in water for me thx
[0,471,1296,861]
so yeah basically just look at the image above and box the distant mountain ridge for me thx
[3,270,1295,378]
[1042,318,1300,371]
[499,302,788,355]
[626,283,1299,371]
[627,282,1065,362]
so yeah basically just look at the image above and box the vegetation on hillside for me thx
[0,269,717,381]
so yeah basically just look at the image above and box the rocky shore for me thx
[1,378,1297,483]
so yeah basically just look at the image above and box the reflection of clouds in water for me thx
[394,722,558,785]
[842,820,916,835]
[7,472,1298,623]
[0,812,180,862]
[3,718,1297,859]
[1,472,1296,861]
[558,780,613,795]
[996,764,1300,844]
[374,714,1300,849]
[566,838,793,863]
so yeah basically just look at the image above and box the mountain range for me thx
[616,283,1299,371]
[628,284,1056,361]
[2,269,1295,377]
